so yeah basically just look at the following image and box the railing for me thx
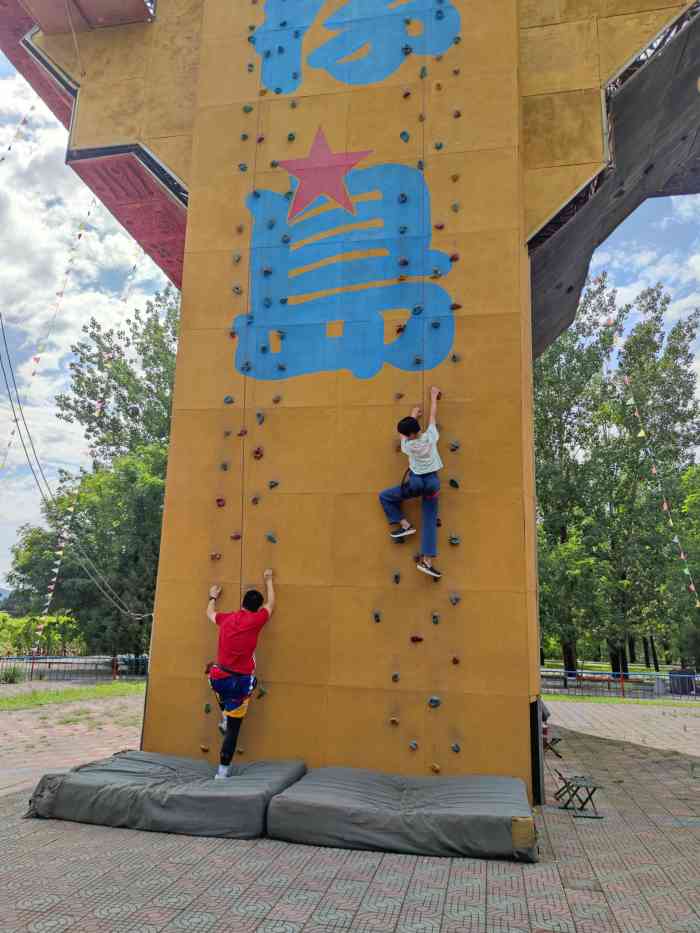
[0,654,148,684]
[541,667,698,700]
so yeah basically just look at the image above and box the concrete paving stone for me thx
[255,922,305,933]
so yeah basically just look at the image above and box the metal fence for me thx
[0,654,148,684]
[541,667,698,699]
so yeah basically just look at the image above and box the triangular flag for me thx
[673,535,680,544]
[684,567,691,576]
[662,500,669,512]
[669,517,675,527]
[637,429,646,438]
[689,583,696,593]
[651,465,657,475]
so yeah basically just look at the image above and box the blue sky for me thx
[1,52,700,586]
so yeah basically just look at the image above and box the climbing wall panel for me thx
[142,0,540,792]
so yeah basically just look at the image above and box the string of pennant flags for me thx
[605,315,700,609]
[0,104,36,167]
[41,495,78,619]
[0,199,98,472]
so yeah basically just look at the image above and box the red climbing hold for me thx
[216,498,226,508]
[253,446,264,460]
[410,635,424,644]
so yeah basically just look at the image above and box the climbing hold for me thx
[256,410,265,425]
[220,462,230,472]
[454,35,462,44]
[393,571,401,584]
[398,193,408,204]
[451,743,461,754]
[372,610,382,623]
[224,430,232,438]
[412,305,423,316]
[243,104,253,113]
[394,392,404,401]
[409,741,418,751]
[232,285,242,295]
[430,268,442,280]
[431,613,440,625]
[241,133,249,141]
[224,395,235,405]
[210,553,222,562]
[392,672,400,683]
[229,329,237,341]
[449,441,460,452]
[431,764,441,774]
[396,323,406,335]
[270,160,279,169]
[204,703,212,714]
[428,696,441,709]
[450,353,461,364]
[272,395,282,404]
[450,300,462,309]
[247,63,255,72]
[451,202,460,212]
[434,141,443,151]
[251,495,260,505]
[414,355,423,366]
[436,518,442,528]
[400,130,410,143]
[453,109,461,119]
[230,532,242,541]
[418,113,425,123]
[266,217,275,228]
[268,480,279,489]
[262,267,273,277]
[449,593,461,607]
[237,428,248,437]
[449,478,460,489]
[389,717,400,726]
[402,89,411,99]
[431,321,441,329]
[253,447,264,460]
[216,498,226,508]
[277,363,287,372]
[290,100,298,108]
[399,257,409,267]
[232,253,241,264]
[200,745,210,753]
[434,222,445,231]
[417,160,425,171]
[419,66,428,78]
[450,253,460,263]
[449,535,461,546]
[452,655,460,665]
[402,44,413,56]
[410,635,424,644]
[287,132,296,141]
[451,173,460,183]
[258,685,267,699]
[266,532,278,544]
[399,225,408,234]
[453,67,461,75]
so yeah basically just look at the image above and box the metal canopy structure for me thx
[531,5,700,356]
[20,0,153,35]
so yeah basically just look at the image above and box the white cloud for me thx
[0,69,169,585]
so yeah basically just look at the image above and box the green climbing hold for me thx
[204,703,212,714]
[243,104,253,113]
[288,132,296,141]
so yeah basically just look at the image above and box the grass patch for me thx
[544,693,699,708]
[0,681,146,712]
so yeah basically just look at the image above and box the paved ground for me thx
[0,697,698,932]
[0,687,143,797]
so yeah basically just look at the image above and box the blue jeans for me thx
[379,471,440,557]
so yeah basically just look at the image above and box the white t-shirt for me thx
[401,423,443,475]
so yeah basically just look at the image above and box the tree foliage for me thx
[535,275,700,670]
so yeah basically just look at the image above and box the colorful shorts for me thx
[209,668,257,719]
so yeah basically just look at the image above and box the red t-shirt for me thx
[213,608,270,677]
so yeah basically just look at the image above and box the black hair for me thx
[397,416,421,437]
[242,589,264,612]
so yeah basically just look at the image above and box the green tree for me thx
[6,445,166,654]
[55,286,179,464]
[534,274,624,670]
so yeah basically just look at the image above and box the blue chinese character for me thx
[308,0,461,86]
[250,0,326,94]
[234,164,455,381]
[252,0,461,93]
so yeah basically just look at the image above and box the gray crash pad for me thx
[268,767,538,860]
[27,750,306,838]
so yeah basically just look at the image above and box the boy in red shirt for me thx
[206,569,275,779]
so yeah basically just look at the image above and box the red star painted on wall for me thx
[279,128,372,220]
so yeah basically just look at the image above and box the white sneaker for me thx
[214,766,231,780]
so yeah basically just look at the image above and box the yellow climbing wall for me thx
[31,0,692,794]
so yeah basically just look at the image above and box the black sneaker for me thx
[390,524,416,539]
[416,559,441,579]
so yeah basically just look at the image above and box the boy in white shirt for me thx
[379,386,442,578]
